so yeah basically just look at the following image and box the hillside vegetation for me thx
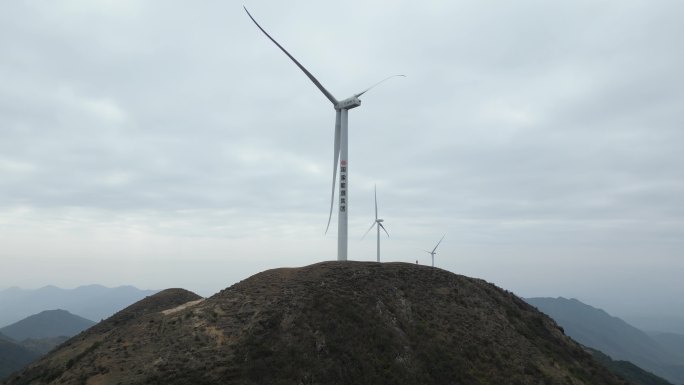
[4,262,631,385]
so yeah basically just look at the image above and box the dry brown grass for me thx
[4,262,631,385]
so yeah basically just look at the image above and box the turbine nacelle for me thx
[336,96,362,110]
[376,219,384,223]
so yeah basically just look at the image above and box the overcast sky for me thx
[1,0,682,319]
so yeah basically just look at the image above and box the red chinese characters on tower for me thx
[339,160,347,212]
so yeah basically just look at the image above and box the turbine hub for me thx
[336,96,361,110]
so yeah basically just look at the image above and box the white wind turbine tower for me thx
[362,185,389,262]
[244,7,404,261]
[425,235,445,267]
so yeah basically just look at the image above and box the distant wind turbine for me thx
[424,235,445,267]
[244,7,404,261]
[362,185,389,262]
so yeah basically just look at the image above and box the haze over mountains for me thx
[0,285,158,328]
[3,262,631,385]
[0,285,157,380]
[624,315,684,336]
[586,347,674,385]
[0,310,95,342]
[526,297,684,385]
[0,310,97,380]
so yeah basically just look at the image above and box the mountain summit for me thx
[0,310,95,341]
[4,262,629,385]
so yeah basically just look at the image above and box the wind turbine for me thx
[244,7,403,261]
[424,235,445,267]
[362,185,389,262]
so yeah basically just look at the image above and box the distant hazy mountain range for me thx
[587,347,674,385]
[626,315,684,336]
[0,309,98,380]
[0,285,157,380]
[0,309,95,341]
[526,297,684,385]
[0,285,158,328]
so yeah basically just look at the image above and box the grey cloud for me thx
[0,1,682,315]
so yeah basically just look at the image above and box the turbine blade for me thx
[362,222,376,240]
[325,110,342,234]
[432,234,446,253]
[354,74,406,98]
[244,7,338,105]
[379,222,389,237]
[374,184,378,220]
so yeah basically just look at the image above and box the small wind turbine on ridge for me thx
[424,235,445,267]
[244,7,404,261]
[362,184,389,262]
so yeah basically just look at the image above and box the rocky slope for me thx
[4,262,631,385]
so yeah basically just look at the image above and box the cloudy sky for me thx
[1,0,682,320]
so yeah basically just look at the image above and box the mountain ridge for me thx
[587,347,674,385]
[4,262,630,385]
[0,285,158,327]
[526,297,684,384]
[0,310,95,342]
